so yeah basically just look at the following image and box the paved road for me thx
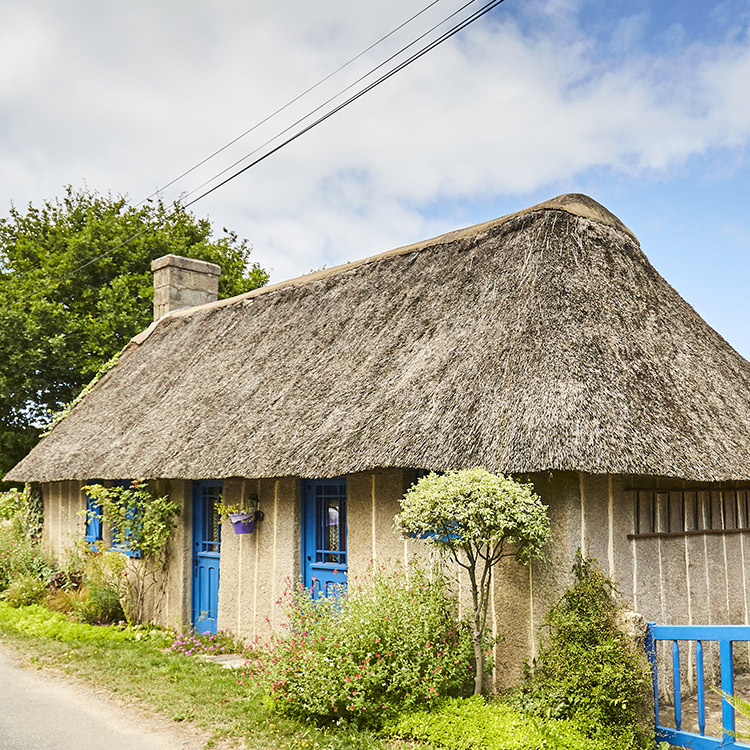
[0,646,211,750]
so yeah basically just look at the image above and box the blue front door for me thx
[303,478,347,598]
[192,481,222,633]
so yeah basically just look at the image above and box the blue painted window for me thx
[303,478,347,599]
[314,482,347,567]
[111,502,141,558]
[83,490,102,550]
[110,480,141,558]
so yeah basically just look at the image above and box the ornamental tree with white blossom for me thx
[396,468,550,695]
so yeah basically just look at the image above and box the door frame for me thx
[191,480,223,633]
[302,477,348,598]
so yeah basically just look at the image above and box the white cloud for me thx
[1,1,750,281]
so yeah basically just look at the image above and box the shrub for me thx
[47,569,83,591]
[75,583,126,624]
[0,521,56,592]
[61,547,128,624]
[515,553,652,748]
[385,695,613,750]
[44,586,86,615]
[249,564,474,726]
[2,574,48,607]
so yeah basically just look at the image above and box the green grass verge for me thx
[0,603,643,750]
[0,602,386,750]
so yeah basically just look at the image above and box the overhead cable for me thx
[182,0,505,209]
[23,0,506,298]
[135,0,447,207]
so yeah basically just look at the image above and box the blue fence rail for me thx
[647,623,750,749]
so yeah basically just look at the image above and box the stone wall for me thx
[216,476,300,640]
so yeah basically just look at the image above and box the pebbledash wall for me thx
[38,469,750,688]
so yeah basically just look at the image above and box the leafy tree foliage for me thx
[396,468,550,695]
[0,187,269,479]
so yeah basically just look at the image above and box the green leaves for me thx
[384,696,615,750]
[396,468,550,565]
[250,564,474,726]
[517,555,652,749]
[396,468,549,563]
[0,186,269,478]
[396,469,550,695]
[82,480,179,560]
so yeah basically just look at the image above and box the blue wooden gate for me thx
[647,622,750,749]
[302,478,347,598]
[192,480,223,634]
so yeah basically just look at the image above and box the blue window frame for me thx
[111,502,141,558]
[303,478,347,599]
[109,480,141,558]
[83,488,102,550]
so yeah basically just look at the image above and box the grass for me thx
[0,602,387,750]
[0,602,645,750]
[385,696,617,750]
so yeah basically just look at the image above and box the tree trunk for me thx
[473,624,485,695]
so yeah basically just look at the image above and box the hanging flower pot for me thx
[218,493,264,535]
[228,511,257,534]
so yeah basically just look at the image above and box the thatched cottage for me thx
[7,193,750,685]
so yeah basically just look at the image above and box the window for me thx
[110,480,141,558]
[629,488,750,538]
[83,490,102,550]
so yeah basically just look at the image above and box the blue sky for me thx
[1,0,749,354]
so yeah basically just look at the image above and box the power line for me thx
[183,0,505,209]
[178,0,485,205]
[22,0,506,299]
[135,0,447,207]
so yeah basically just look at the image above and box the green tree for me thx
[395,468,550,695]
[0,187,269,479]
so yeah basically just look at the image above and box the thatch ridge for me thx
[131,193,637,345]
[8,194,750,483]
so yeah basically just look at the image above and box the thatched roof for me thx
[8,193,750,483]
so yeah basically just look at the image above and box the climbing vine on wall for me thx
[83,480,179,623]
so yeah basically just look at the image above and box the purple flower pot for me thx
[228,512,257,534]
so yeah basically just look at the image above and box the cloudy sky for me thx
[2,0,750,353]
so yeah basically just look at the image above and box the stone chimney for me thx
[151,254,221,320]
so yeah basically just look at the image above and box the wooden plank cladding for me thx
[628,489,750,538]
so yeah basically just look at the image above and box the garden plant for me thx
[0,487,56,596]
[248,564,475,726]
[515,552,653,749]
[395,468,550,694]
[83,480,180,623]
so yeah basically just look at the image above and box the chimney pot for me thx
[151,254,221,320]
